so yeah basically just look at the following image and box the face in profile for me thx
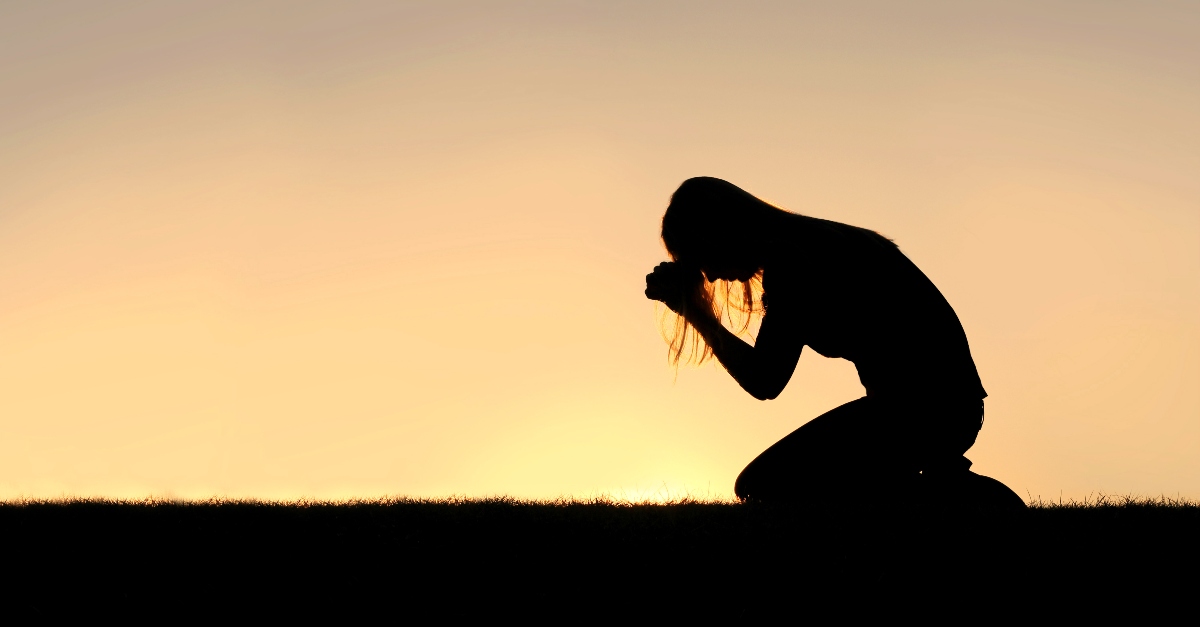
[699,256,760,283]
[678,239,762,283]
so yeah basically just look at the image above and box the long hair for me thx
[659,177,770,366]
[659,268,764,366]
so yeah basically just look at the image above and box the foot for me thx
[918,460,1026,511]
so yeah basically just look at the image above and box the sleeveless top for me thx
[761,219,987,402]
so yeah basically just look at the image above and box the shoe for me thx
[919,459,1026,512]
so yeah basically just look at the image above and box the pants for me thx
[733,395,984,503]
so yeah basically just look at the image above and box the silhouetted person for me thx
[645,177,1023,508]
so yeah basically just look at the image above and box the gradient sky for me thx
[2,1,1196,501]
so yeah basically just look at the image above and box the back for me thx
[762,217,987,401]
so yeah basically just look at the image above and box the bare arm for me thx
[686,305,802,400]
[646,262,804,400]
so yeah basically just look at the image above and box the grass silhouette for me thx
[4,495,1195,616]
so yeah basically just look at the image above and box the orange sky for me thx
[2,1,1196,501]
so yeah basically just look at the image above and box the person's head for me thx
[661,177,782,282]
[659,177,780,364]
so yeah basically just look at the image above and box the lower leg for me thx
[734,397,910,502]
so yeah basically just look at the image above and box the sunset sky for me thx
[2,1,1196,501]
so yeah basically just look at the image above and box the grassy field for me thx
[4,495,1196,616]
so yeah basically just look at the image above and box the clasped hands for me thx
[644,261,706,317]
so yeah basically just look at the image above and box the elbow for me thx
[736,364,791,401]
[747,382,785,401]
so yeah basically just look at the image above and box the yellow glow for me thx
[1,1,1196,501]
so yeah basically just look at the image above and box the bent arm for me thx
[687,310,803,401]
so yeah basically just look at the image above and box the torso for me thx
[761,217,987,401]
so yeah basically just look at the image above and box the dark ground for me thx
[3,496,1196,618]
